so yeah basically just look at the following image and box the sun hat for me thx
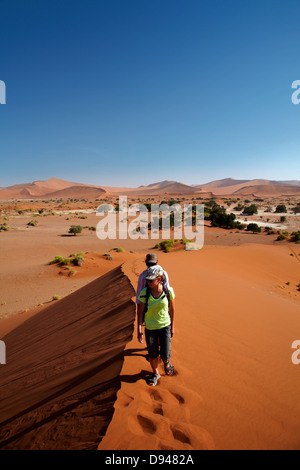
[145,253,158,266]
[145,265,164,280]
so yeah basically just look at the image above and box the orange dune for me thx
[98,244,300,450]
[0,267,135,450]
[1,242,300,450]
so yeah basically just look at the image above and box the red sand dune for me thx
[233,184,300,197]
[99,245,300,450]
[0,177,107,200]
[1,177,300,199]
[0,267,135,450]
[1,243,300,450]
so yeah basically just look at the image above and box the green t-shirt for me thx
[138,286,175,330]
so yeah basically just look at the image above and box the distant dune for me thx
[233,184,300,197]
[0,177,108,200]
[0,177,299,199]
[42,185,108,199]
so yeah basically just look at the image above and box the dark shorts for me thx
[145,325,171,360]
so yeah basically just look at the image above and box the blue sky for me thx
[0,0,299,187]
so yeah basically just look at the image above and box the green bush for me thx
[27,219,38,226]
[242,204,258,216]
[72,254,84,266]
[275,204,287,213]
[208,205,238,229]
[50,255,64,264]
[68,225,82,236]
[290,231,300,243]
[276,233,287,241]
[291,203,300,214]
[246,223,261,233]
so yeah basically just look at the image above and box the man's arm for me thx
[136,273,146,304]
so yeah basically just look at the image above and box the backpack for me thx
[140,285,170,323]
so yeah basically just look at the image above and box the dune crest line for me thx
[0,266,136,450]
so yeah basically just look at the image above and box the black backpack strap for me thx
[163,285,170,302]
[142,285,151,323]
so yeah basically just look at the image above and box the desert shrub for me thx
[0,223,10,231]
[264,226,274,234]
[290,231,300,243]
[246,223,261,233]
[291,203,300,214]
[72,254,84,266]
[52,295,61,301]
[233,204,244,211]
[111,247,125,252]
[68,269,77,277]
[61,257,72,265]
[27,219,38,226]
[242,204,258,216]
[275,204,287,213]
[208,205,238,229]
[68,225,82,236]
[276,233,287,241]
[235,222,246,230]
[155,240,175,252]
[50,255,64,264]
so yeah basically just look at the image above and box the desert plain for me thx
[0,177,299,450]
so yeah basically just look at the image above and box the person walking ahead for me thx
[136,253,169,306]
[137,265,175,387]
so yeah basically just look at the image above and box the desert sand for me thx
[0,238,300,449]
[0,181,300,450]
[98,245,300,450]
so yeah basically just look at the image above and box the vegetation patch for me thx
[50,252,85,266]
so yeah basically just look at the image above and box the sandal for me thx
[164,360,174,376]
[146,373,160,387]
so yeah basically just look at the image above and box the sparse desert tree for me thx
[242,204,258,216]
[246,223,261,233]
[291,203,300,214]
[275,204,287,213]
[68,225,82,236]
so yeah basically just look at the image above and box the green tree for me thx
[291,203,300,214]
[242,204,258,216]
[275,204,287,213]
[246,223,261,233]
[68,225,82,236]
